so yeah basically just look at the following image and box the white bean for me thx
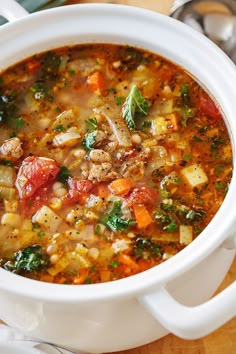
[89,149,111,162]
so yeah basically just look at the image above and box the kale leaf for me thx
[82,117,98,151]
[133,237,161,259]
[101,201,135,232]
[122,85,150,130]
[3,244,50,273]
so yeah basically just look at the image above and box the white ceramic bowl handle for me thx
[140,280,236,339]
[0,0,28,22]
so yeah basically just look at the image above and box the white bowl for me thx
[0,1,235,353]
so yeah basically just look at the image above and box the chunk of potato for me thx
[181,164,208,187]
[179,225,193,245]
[1,213,21,228]
[32,205,62,233]
[0,165,15,187]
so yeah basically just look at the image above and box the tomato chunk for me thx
[126,185,158,207]
[199,94,221,119]
[15,156,59,199]
[67,177,93,202]
[87,71,106,92]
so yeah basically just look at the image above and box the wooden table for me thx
[63,1,236,353]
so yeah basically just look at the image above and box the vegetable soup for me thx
[0,44,232,284]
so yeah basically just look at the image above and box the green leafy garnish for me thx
[14,117,25,129]
[183,154,193,161]
[141,120,152,131]
[58,166,71,184]
[107,87,115,93]
[85,117,98,132]
[110,259,120,268]
[163,220,178,233]
[133,238,161,259]
[122,85,150,130]
[116,96,125,106]
[82,130,97,152]
[3,245,50,273]
[192,135,203,142]
[69,69,75,76]
[54,124,65,132]
[0,93,17,124]
[181,83,190,106]
[82,118,98,151]
[179,83,195,127]
[101,201,135,232]
[209,136,225,151]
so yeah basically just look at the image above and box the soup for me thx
[0,44,232,284]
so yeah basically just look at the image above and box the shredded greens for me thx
[82,118,98,151]
[101,201,135,232]
[3,245,50,273]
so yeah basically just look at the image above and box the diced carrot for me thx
[133,204,153,229]
[109,178,135,195]
[166,113,178,131]
[26,60,41,73]
[118,254,139,272]
[73,269,89,285]
[100,270,111,282]
[87,71,106,92]
[94,182,111,198]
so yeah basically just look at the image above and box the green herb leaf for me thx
[85,117,98,132]
[163,220,178,233]
[122,85,150,130]
[69,69,75,76]
[141,120,152,131]
[14,117,25,129]
[181,83,190,106]
[116,96,125,106]
[54,124,65,132]
[110,259,120,268]
[133,237,161,259]
[82,130,97,151]
[183,154,193,161]
[101,201,135,232]
[4,245,50,273]
[58,166,71,184]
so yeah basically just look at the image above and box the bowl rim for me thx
[0,3,236,302]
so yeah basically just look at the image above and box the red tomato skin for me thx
[20,186,49,216]
[126,185,158,207]
[199,94,221,119]
[67,177,93,202]
[15,156,59,199]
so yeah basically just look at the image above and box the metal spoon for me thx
[170,0,236,63]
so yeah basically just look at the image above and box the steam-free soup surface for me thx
[0,44,232,284]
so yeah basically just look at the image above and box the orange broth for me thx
[0,44,232,284]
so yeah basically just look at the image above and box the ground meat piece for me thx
[88,162,120,182]
[0,137,23,161]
